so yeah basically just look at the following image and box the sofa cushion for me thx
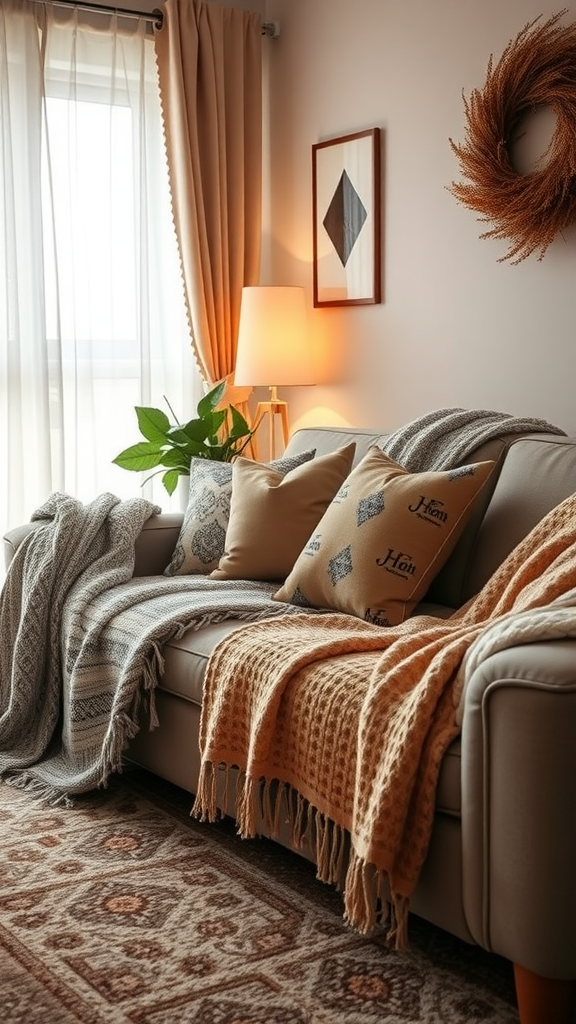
[210,443,356,582]
[274,446,494,625]
[164,448,316,576]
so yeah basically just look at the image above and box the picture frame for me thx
[312,127,381,307]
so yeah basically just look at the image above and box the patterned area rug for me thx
[0,765,519,1023]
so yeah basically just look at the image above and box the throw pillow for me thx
[164,448,316,576]
[273,446,494,625]
[209,443,357,582]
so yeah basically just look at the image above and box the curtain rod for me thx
[28,1,280,36]
[29,0,163,26]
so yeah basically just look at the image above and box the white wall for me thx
[262,0,576,436]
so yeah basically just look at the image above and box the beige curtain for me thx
[154,0,263,388]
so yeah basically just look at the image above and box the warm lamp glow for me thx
[234,286,315,457]
[234,286,315,389]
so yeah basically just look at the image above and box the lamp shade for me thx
[234,286,315,388]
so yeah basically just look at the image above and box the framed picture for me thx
[312,127,381,307]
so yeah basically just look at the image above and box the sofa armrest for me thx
[4,512,184,578]
[3,522,41,570]
[461,639,576,978]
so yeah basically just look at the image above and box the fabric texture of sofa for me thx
[3,413,576,1024]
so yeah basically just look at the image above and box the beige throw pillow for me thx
[210,443,356,581]
[273,446,494,625]
[164,448,316,576]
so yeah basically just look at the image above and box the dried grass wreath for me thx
[449,10,576,264]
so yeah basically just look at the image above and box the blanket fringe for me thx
[191,760,219,822]
[272,791,405,946]
[100,710,142,789]
[192,762,241,825]
[171,602,300,643]
[343,850,380,935]
[261,777,278,836]
[387,891,410,950]
[235,772,260,837]
[2,771,75,807]
[291,789,307,848]
[140,643,164,730]
[255,782,349,893]
[191,767,411,950]
[311,806,347,891]
[342,849,410,949]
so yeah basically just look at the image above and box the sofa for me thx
[4,421,576,1024]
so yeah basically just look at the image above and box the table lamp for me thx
[234,286,315,459]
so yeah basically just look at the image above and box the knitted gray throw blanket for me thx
[0,492,299,803]
[382,407,566,471]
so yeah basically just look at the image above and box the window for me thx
[0,7,199,542]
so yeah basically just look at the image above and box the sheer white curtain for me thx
[0,0,200,547]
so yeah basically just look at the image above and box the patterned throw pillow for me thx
[164,449,316,576]
[273,446,494,625]
[209,443,356,582]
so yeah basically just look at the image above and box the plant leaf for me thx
[167,425,196,445]
[112,442,165,471]
[162,468,180,495]
[160,449,192,470]
[197,381,226,418]
[228,404,252,438]
[135,406,171,442]
[181,408,226,442]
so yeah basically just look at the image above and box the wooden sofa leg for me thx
[514,963,576,1024]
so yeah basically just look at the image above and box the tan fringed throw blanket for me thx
[194,490,576,944]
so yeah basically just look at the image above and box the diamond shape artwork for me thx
[313,127,380,307]
[323,171,367,266]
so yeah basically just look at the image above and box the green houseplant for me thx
[113,381,253,495]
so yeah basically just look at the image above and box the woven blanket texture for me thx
[0,492,301,802]
[381,406,565,471]
[194,486,576,946]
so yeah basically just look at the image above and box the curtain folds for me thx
[154,0,263,387]
[0,0,198,540]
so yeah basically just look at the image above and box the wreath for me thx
[449,10,576,264]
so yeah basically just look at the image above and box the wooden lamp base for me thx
[250,387,290,460]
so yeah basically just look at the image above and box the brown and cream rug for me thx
[0,765,519,1023]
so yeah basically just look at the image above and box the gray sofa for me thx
[4,423,576,1024]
